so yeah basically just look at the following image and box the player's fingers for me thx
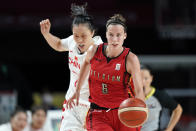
[45,23,50,29]
[40,25,45,32]
[42,20,46,26]
[40,22,44,28]
[40,21,44,27]
[71,102,75,109]
[68,102,72,109]
[66,101,69,109]
[41,20,46,25]
[72,101,76,106]
[46,23,50,28]
[69,101,74,109]
[46,19,50,25]
[46,19,49,22]
[66,99,71,109]
[42,20,46,24]
[68,102,71,109]
[42,21,49,29]
[76,95,79,106]
[67,99,75,109]
[40,21,46,28]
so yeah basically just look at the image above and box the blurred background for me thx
[0,0,196,130]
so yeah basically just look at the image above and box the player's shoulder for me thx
[154,89,164,97]
[127,51,139,64]
[61,35,75,46]
[89,37,103,54]
[93,36,103,45]
[127,50,136,57]
[154,89,172,102]
[67,35,77,48]
[0,123,11,130]
[67,35,75,43]
[61,35,73,42]
[87,43,99,58]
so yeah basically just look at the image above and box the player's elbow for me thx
[55,41,65,52]
[177,104,183,113]
[175,104,183,116]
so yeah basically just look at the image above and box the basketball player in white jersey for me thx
[40,3,103,131]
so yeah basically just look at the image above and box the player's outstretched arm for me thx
[126,52,145,101]
[75,44,98,104]
[40,19,66,52]
[66,44,98,108]
[165,104,183,131]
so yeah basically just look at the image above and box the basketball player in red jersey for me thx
[67,14,145,131]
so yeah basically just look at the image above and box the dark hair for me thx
[71,3,95,32]
[10,106,27,119]
[106,14,127,33]
[31,106,47,116]
[141,64,152,75]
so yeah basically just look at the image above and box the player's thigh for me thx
[60,109,84,131]
[86,121,114,131]
[75,104,89,122]
[86,110,114,131]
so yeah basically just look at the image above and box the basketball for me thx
[118,98,148,128]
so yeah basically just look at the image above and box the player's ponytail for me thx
[71,3,95,32]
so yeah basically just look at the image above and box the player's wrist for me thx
[43,32,51,37]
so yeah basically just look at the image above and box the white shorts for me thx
[60,99,90,131]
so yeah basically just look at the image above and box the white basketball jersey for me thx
[61,35,103,105]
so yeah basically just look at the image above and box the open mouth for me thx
[79,44,85,48]
[112,44,118,47]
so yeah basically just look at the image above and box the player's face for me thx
[141,69,153,89]
[72,24,94,53]
[32,109,46,129]
[11,112,27,131]
[106,24,126,49]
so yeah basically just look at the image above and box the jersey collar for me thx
[145,86,156,100]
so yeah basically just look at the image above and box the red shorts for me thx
[86,108,141,131]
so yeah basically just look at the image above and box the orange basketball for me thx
[118,98,148,128]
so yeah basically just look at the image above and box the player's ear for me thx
[106,31,108,39]
[91,30,95,37]
[124,33,127,39]
[151,75,153,82]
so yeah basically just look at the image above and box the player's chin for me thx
[111,44,119,48]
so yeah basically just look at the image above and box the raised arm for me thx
[126,52,145,101]
[40,19,67,52]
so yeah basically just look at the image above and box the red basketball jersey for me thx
[89,43,131,108]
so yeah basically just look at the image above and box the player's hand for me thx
[40,19,51,36]
[66,89,80,109]
[75,88,80,106]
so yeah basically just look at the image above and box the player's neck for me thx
[144,86,152,96]
[106,45,123,58]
